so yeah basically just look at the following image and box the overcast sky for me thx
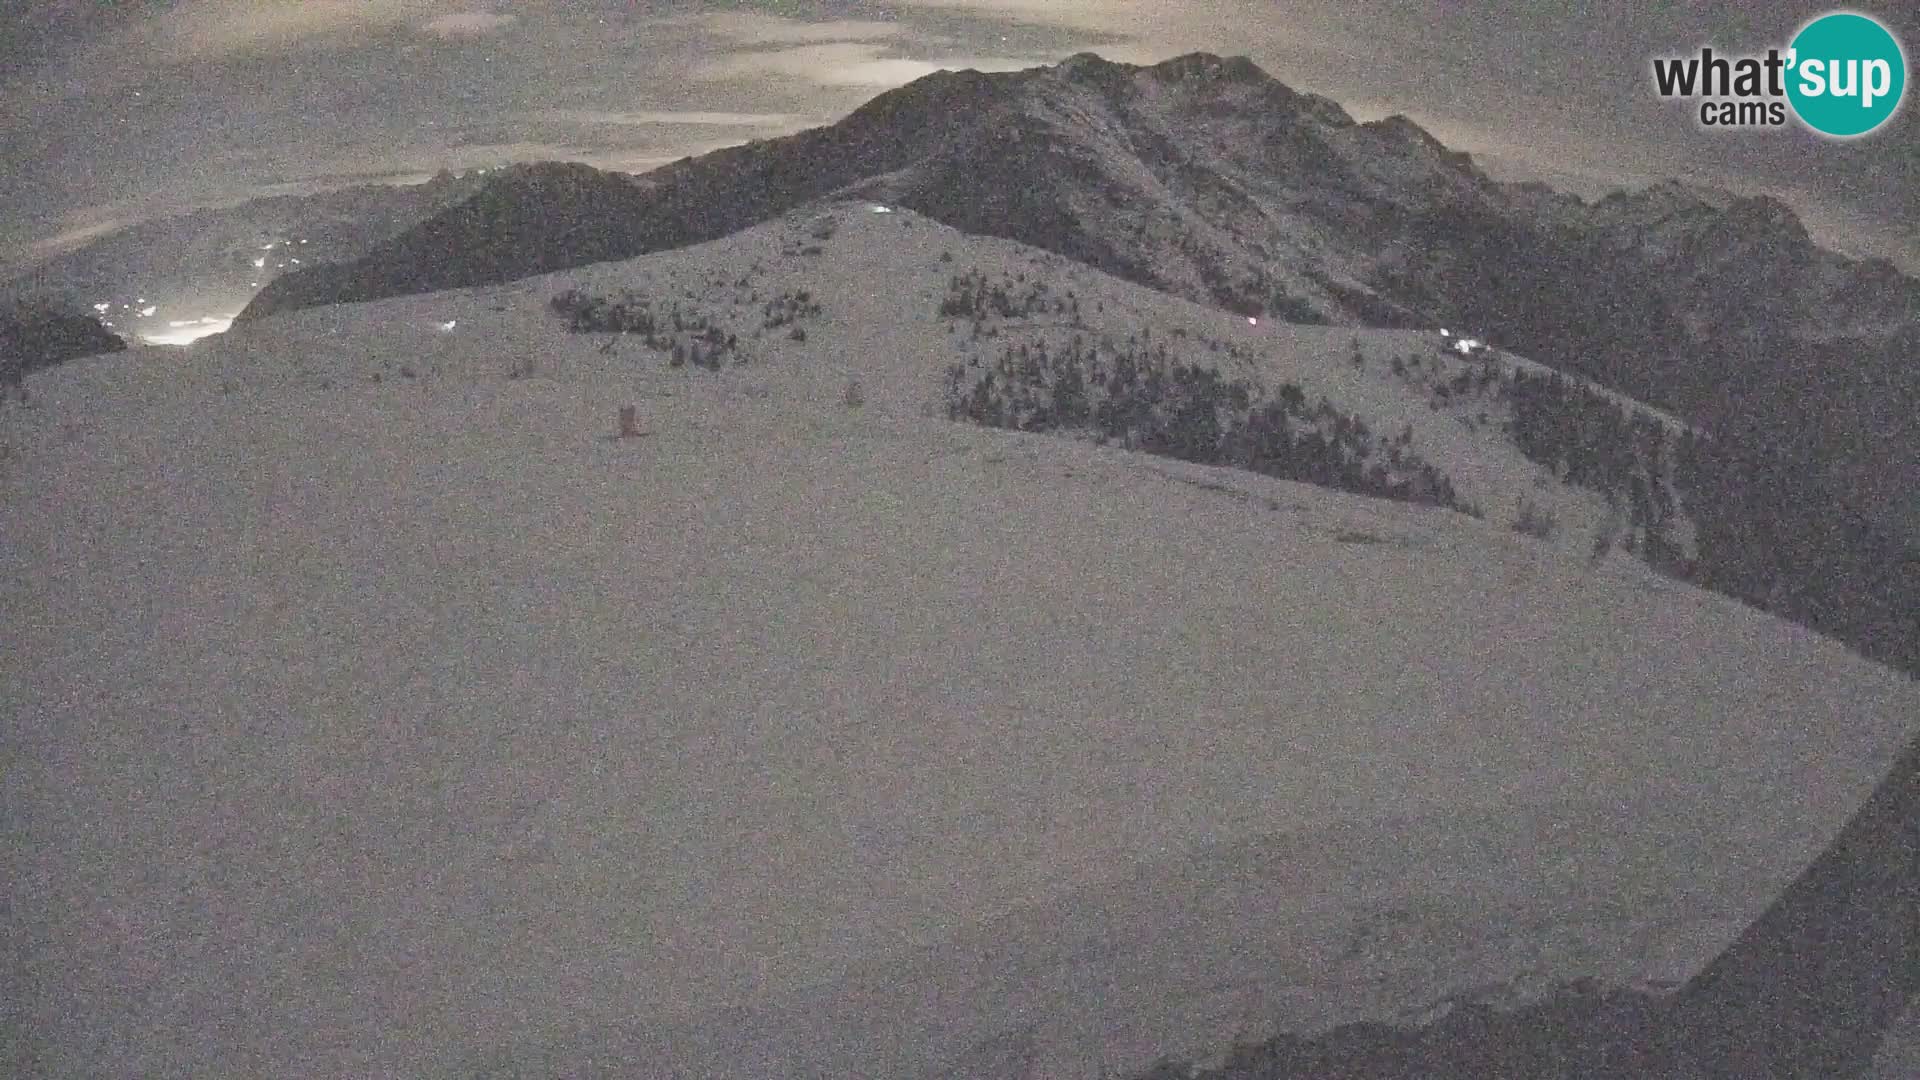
[2,1,1915,274]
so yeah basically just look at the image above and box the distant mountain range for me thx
[233,52,1918,539]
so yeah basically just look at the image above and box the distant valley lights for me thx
[139,315,235,346]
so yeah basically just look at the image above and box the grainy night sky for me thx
[2,1,1915,273]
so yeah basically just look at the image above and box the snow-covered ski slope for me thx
[5,204,1914,1078]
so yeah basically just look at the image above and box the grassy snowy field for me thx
[5,206,1914,1077]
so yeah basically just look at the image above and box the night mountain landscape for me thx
[238,50,1920,545]
[5,12,1916,1079]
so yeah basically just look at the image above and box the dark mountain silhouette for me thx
[1669,727,1920,1078]
[234,67,1027,319]
[229,162,658,316]
[0,303,125,375]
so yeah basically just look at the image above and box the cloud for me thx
[114,2,515,60]
[421,11,517,39]
[887,0,1157,32]
[695,41,1036,88]
[692,13,909,47]
[0,204,153,280]
[0,0,528,116]
[524,109,811,129]
[347,139,761,179]
[25,215,141,259]
[883,0,1239,53]
[140,0,429,58]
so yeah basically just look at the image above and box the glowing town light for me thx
[140,315,235,346]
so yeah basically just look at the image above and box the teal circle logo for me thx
[1786,12,1906,137]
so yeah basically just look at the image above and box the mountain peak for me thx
[1147,51,1271,84]
[1049,50,1277,91]
[1362,113,1469,165]
[839,62,1022,134]
[1056,51,1125,76]
[1724,193,1808,238]
[1599,179,1735,216]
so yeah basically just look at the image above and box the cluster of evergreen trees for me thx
[1161,230,1325,324]
[1374,345,1687,563]
[548,287,740,370]
[944,332,1470,513]
[1673,431,1920,675]
[1429,359,1503,404]
[1235,263,1326,324]
[938,269,1083,325]
[1446,356,1919,676]
[760,288,821,329]
[1500,368,1683,566]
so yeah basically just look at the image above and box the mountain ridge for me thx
[230,55,1917,548]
